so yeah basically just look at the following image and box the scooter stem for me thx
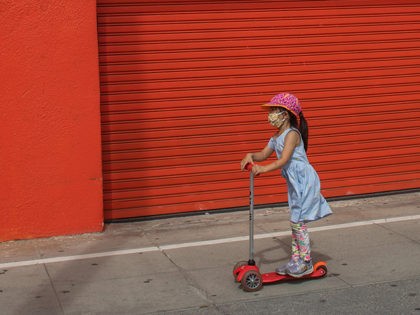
[248,171,256,266]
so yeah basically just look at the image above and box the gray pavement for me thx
[0,191,419,315]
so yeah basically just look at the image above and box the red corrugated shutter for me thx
[97,1,420,220]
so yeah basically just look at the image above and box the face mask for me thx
[268,111,286,128]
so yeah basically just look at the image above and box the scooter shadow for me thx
[253,236,332,267]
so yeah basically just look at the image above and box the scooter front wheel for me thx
[233,261,248,278]
[241,270,263,292]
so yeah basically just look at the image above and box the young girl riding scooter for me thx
[240,92,332,278]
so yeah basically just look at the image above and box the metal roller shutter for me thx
[97,1,420,220]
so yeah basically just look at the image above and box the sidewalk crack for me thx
[376,222,420,245]
[43,264,65,315]
[159,249,228,314]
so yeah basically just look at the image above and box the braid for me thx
[289,111,309,152]
[298,112,308,152]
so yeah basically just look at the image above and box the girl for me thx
[240,92,332,278]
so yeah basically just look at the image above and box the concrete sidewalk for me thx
[0,192,419,314]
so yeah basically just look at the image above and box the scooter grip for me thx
[245,163,253,171]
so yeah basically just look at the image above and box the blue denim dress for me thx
[268,128,332,223]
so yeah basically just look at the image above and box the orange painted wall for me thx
[0,1,103,241]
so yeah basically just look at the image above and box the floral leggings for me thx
[291,222,311,262]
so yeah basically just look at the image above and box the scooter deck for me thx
[234,261,328,284]
[262,266,327,283]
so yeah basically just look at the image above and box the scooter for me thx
[233,163,328,292]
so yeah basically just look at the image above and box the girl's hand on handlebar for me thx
[240,154,254,170]
[251,164,265,176]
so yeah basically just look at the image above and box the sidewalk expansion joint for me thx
[160,249,216,307]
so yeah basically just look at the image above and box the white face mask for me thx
[268,110,286,128]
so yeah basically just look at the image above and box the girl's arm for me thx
[252,131,299,175]
[240,145,273,170]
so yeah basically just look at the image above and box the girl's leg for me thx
[291,223,301,260]
[287,222,313,277]
[292,222,311,262]
[275,223,300,274]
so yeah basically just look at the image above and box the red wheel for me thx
[233,261,248,279]
[315,264,328,277]
[241,270,263,292]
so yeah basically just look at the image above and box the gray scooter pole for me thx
[248,171,256,266]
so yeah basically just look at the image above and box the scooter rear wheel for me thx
[313,262,328,277]
[241,270,263,292]
[315,264,328,277]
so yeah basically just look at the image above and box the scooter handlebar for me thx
[244,163,253,171]
[244,162,260,176]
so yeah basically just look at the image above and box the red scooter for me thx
[233,163,328,292]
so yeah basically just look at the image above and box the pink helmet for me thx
[261,92,302,126]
